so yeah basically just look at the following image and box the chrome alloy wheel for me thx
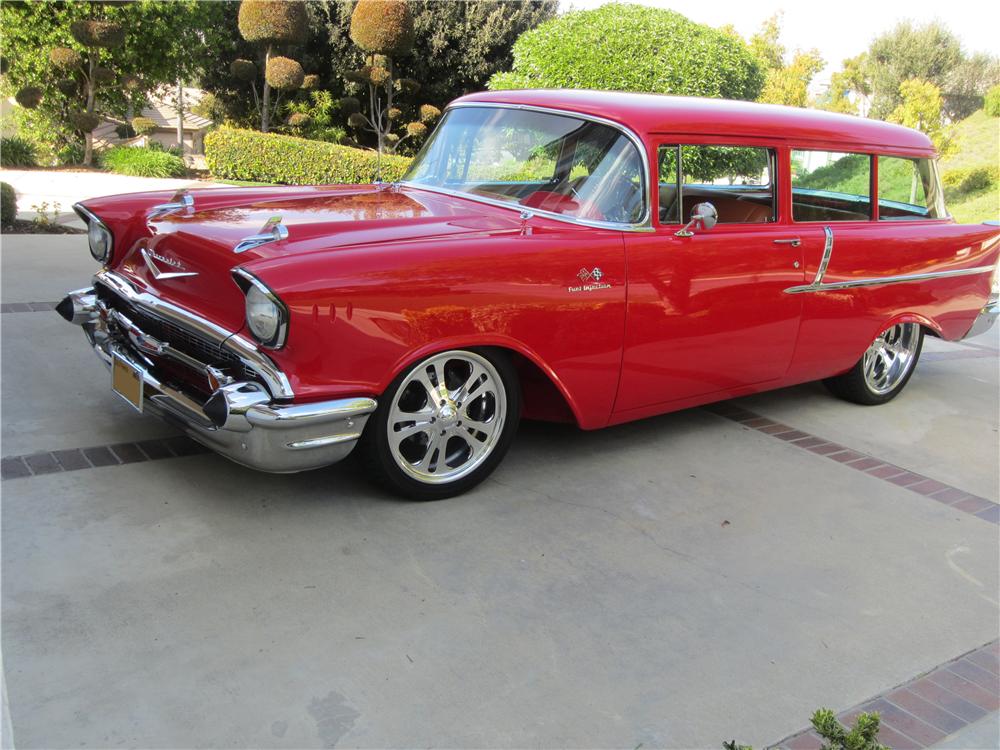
[862,323,921,395]
[387,351,507,484]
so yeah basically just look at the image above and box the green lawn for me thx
[941,110,999,224]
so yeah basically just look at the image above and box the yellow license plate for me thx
[112,353,144,412]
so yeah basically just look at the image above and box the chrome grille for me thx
[95,283,258,385]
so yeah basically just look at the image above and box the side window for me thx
[657,144,775,224]
[792,151,871,221]
[878,156,946,220]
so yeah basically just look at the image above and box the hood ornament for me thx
[148,189,195,220]
[233,215,289,254]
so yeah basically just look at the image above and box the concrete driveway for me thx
[2,234,997,749]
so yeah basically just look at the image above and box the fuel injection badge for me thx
[568,267,610,293]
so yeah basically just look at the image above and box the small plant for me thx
[724,708,887,750]
[942,166,999,197]
[0,182,17,229]
[985,84,1000,118]
[101,145,186,178]
[0,136,38,167]
[31,200,61,229]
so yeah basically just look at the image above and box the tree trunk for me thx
[261,44,271,132]
[83,56,96,166]
[176,79,184,151]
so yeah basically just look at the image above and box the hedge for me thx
[204,127,411,185]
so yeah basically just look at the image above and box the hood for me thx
[112,185,522,331]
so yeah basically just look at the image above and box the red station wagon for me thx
[59,90,999,499]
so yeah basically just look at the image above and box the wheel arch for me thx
[378,337,585,428]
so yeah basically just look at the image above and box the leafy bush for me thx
[205,127,411,185]
[0,182,16,229]
[1,137,39,167]
[489,3,763,101]
[942,165,999,196]
[985,85,1000,117]
[130,116,156,136]
[726,708,887,750]
[101,146,186,178]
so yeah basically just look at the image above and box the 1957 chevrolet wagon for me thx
[59,90,999,499]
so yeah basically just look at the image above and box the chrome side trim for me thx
[785,265,994,294]
[94,269,294,399]
[399,102,655,233]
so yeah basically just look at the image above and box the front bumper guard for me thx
[59,286,377,473]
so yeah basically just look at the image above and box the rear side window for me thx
[658,144,775,224]
[792,151,871,221]
[877,156,946,220]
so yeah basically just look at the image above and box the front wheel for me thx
[360,349,521,500]
[823,323,924,405]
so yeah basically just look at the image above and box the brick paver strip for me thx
[1,437,209,480]
[711,406,999,525]
[777,640,999,749]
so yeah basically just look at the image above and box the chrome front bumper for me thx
[963,293,999,339]
[58,284,377,473]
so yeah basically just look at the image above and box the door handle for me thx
[773,238,801,247]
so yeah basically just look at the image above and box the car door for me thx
[614,141,806,415]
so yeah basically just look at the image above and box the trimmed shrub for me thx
[131,116,157,136]
[69,111,101,132]
[0,182,16,229]
[287,112,311,128]
[301,73,320,90]
[419,104,441,124]
[102,146,186,178]
[122,74,142,91]
[92,66,115,85]
[56,78,78,96]
[238,0,308,45]
[15,87,43,109]
[339,96,361,115]
[350,0,415,56]
[69,20,125,49]
[1,137,39,167]
[489,3,763,101]
[231,58,258,82]
[0,56,8,75]
[985,85,1000,118]
[405,121,427,138]
[50,47,82,71]
[205,127,411,185]
[942,166,999,196]
[265,56,304,91]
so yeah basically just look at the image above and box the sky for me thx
[559,0,1000,89]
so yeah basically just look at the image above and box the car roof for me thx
[452,89,935,155]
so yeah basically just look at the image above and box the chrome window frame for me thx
[399,102,654,233]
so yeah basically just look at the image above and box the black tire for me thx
[823,323,924,405]
[359,348,521,500]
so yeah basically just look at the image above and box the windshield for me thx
[403,106,647,226]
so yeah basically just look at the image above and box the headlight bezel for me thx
[74,203,113,263]
[232,269,289,349]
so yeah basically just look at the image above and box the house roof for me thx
[142,86,212,131]
[453,89,934,155]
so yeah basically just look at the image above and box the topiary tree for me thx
[35,17,127,166]
[233,0,311,132]
[342,0,439,156]
[488,3,763,101]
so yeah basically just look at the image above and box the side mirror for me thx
[674,201,718,237]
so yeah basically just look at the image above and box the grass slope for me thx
[941,110,999,224]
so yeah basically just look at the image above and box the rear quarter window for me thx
[877,155,947,220]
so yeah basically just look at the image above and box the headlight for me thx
[234,270,288,349]
[87,220,112,262]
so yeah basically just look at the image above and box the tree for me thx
[233,0,310,132]
[888,79,951,155]
[341,0,439,155]
[815,70,858,115]
[839,54,873,117]
[942,52,1000,120]
[866,21,963,120]
[488,4,763,101]
[0,0,229,164]
[746,13,824,108]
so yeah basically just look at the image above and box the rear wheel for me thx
[823,323,923,405]
[361,349,520,500]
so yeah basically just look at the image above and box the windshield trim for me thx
[399,102,653,233]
